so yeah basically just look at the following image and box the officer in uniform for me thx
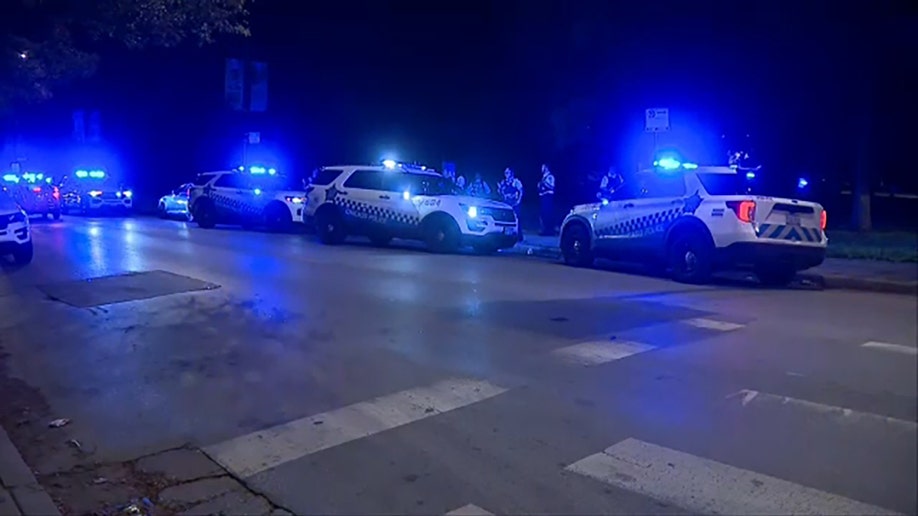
[596,166,623,201]
[498,168,523,215]
[466,172,491,198]
[537,164,556,236]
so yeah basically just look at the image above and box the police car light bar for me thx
[89,170,105,178]
[2,174,19,183]
[75,170,89,178]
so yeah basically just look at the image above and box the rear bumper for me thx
[716,242,826,271]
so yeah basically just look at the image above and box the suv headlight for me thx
[459,204,478,218]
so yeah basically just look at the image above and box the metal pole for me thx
[242,134,248,169]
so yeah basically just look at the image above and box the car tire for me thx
[667,231,714,284]
[194,200,217,229]
[424,215,460,254]
[12,241,33,265]
[265,202,292,232]
[158,202,168,218]
[316,207,346,245]
[560,222,594,267]
[755,264,797,287]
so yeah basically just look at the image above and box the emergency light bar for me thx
[2,174,19,183]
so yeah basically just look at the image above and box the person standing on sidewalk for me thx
[466,172,492,198]
[537,164,556,236]
[498,167,523,214]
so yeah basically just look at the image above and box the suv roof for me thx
[322,165,441,177]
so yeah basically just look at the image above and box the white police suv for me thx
[303,163,520,253]
[0,190,32,265]
[560,161,828,286]
[188,167,307,230]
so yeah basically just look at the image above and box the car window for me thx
[311,168,344,186]
[695,173,750,195]
[633,173,686,198]
[215,174,251,189]
[382,173,457,195]
[608,181,640,200]
[343,169,383,190]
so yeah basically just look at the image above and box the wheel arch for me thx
[561,215,595,242]
[664,216,715,250]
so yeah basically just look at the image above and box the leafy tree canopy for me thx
[1,0,251,112]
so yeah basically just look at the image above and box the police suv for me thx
[0,190,32,265]
[60,169,133,214]
[3,172,62,219]
[303,163,520,253]
[188,167,307,230]
[559,161,828,286]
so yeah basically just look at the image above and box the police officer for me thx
[538,164,555,236]
[498,168,523,216]
[466,172,491,198]
[596,166,622,201]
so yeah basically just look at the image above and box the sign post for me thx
[242,132,260,168]
[644,108,670,163]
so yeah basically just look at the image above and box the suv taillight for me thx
[726,200,756,223]
[820,210,827,230]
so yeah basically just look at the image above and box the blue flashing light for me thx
[45,177,52,184]
[746,171,756,180]
[797,177,809,189]
[237,166,245,172]
[467,206,478,218]
[402,190,410,201]
[682,162,698,170]
[250,166,266,174]
[655,157,682,170]
[75,170,89,178]
[382,159,397,169]
[122,190,133,198]
[89,170,105,178]
[268,168,277,175]
[2,174,19,183]
[254,188,262,195]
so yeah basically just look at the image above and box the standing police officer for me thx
[466,172,492,198]
[498,168,523,215]
[597,166,623,201]
[538,164,556,236]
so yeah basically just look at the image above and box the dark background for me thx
[2,0,916,227]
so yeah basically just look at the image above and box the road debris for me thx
[48,418,71,428]
[68,438,82,451]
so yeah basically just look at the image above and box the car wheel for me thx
[265,203,292,232]
[12,241,33,265]
[158,202,168,218]
[316,207,346,244]
[667,231,714,284]
[194,201,217,229]
[424,216,460,253]
[755,264,797,287]
[369,234,392,247]
[561,223,594,267]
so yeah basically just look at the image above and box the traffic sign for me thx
[645,108,670,132]
[246,132,261,144]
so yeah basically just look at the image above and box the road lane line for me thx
[683,318,745,331]
[203,378,508,478]
[445,504,494,515]
[551,340,655,366]
[861,341,918,356]
[565,437,899,515]
[726,389,917,432]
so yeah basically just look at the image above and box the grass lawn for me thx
[826,230,918,262]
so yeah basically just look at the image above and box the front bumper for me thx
[0,223,30,251]
[86,197,133,211]
[461,230,519,249]
[716,242,826,271]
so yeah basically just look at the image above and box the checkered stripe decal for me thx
[336,198,421,226]
[757,223,822,243]
[211,192,263,217]
[595,207,683,237]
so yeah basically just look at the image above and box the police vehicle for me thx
[2,172,62,219]
[303,162,520,253]
[0,190,32,264]
[188,166,307,230]
[158,183,193,219]
[559,159,828,286]
[60,169,133,214]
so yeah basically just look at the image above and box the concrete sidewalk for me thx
[507,233,918,295]
[0,425,60,515]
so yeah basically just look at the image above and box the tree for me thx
[1,0,251,113]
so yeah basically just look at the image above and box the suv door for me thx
[593,181,641,253]
[340,169,389,234]
[212,173,258,220]
[618,172,688,253]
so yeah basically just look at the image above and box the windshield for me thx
[695,173,753,196]
[389,174,459,196]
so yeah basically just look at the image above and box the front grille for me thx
[480,207,516,222]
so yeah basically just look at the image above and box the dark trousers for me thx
[539,194,554,235]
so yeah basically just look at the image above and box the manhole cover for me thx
[39,270,220,308]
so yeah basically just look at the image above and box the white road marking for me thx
[566,437,899,515]
[683,318,745,331]
[861,341,918,356]
[551,340,655,366]
[203,378,508,478]
[445,504,494,515]
[726,389,917,432]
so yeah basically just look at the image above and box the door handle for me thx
[623,203,634,208]
[379,195,390,200]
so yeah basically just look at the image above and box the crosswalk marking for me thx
[445,504,494,515]
[727,389,917,432]
[566,437,898,515]
[861,341,917,356]
[551,340,655,366]
[683,317,745,331]
[203,378,508,478]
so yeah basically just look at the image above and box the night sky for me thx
[5,0,916,215]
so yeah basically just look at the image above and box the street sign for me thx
[247,132,261,144]
[645,108,670,132]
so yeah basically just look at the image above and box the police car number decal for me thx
[417,198,440,207]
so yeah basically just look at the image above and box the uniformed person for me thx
[538,164,556,236]
[596,166,623,201]
[466,173,491,198]
[498,168,523,216]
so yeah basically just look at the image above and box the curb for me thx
[510,242,917,295]
[0,425,61,515]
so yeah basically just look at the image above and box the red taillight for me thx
[32,187,41,193]
[820,210,827,230]
[52,187,60,199]
[726,200,756,223]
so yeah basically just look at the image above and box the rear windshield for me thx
[192,174,216,186]
[695,173,752,195]
[311,168,344,186]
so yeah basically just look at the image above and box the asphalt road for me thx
[1,216,916,515]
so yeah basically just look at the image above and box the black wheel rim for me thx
[675,241,697,274]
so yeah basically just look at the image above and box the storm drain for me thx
[39,270,220,308]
